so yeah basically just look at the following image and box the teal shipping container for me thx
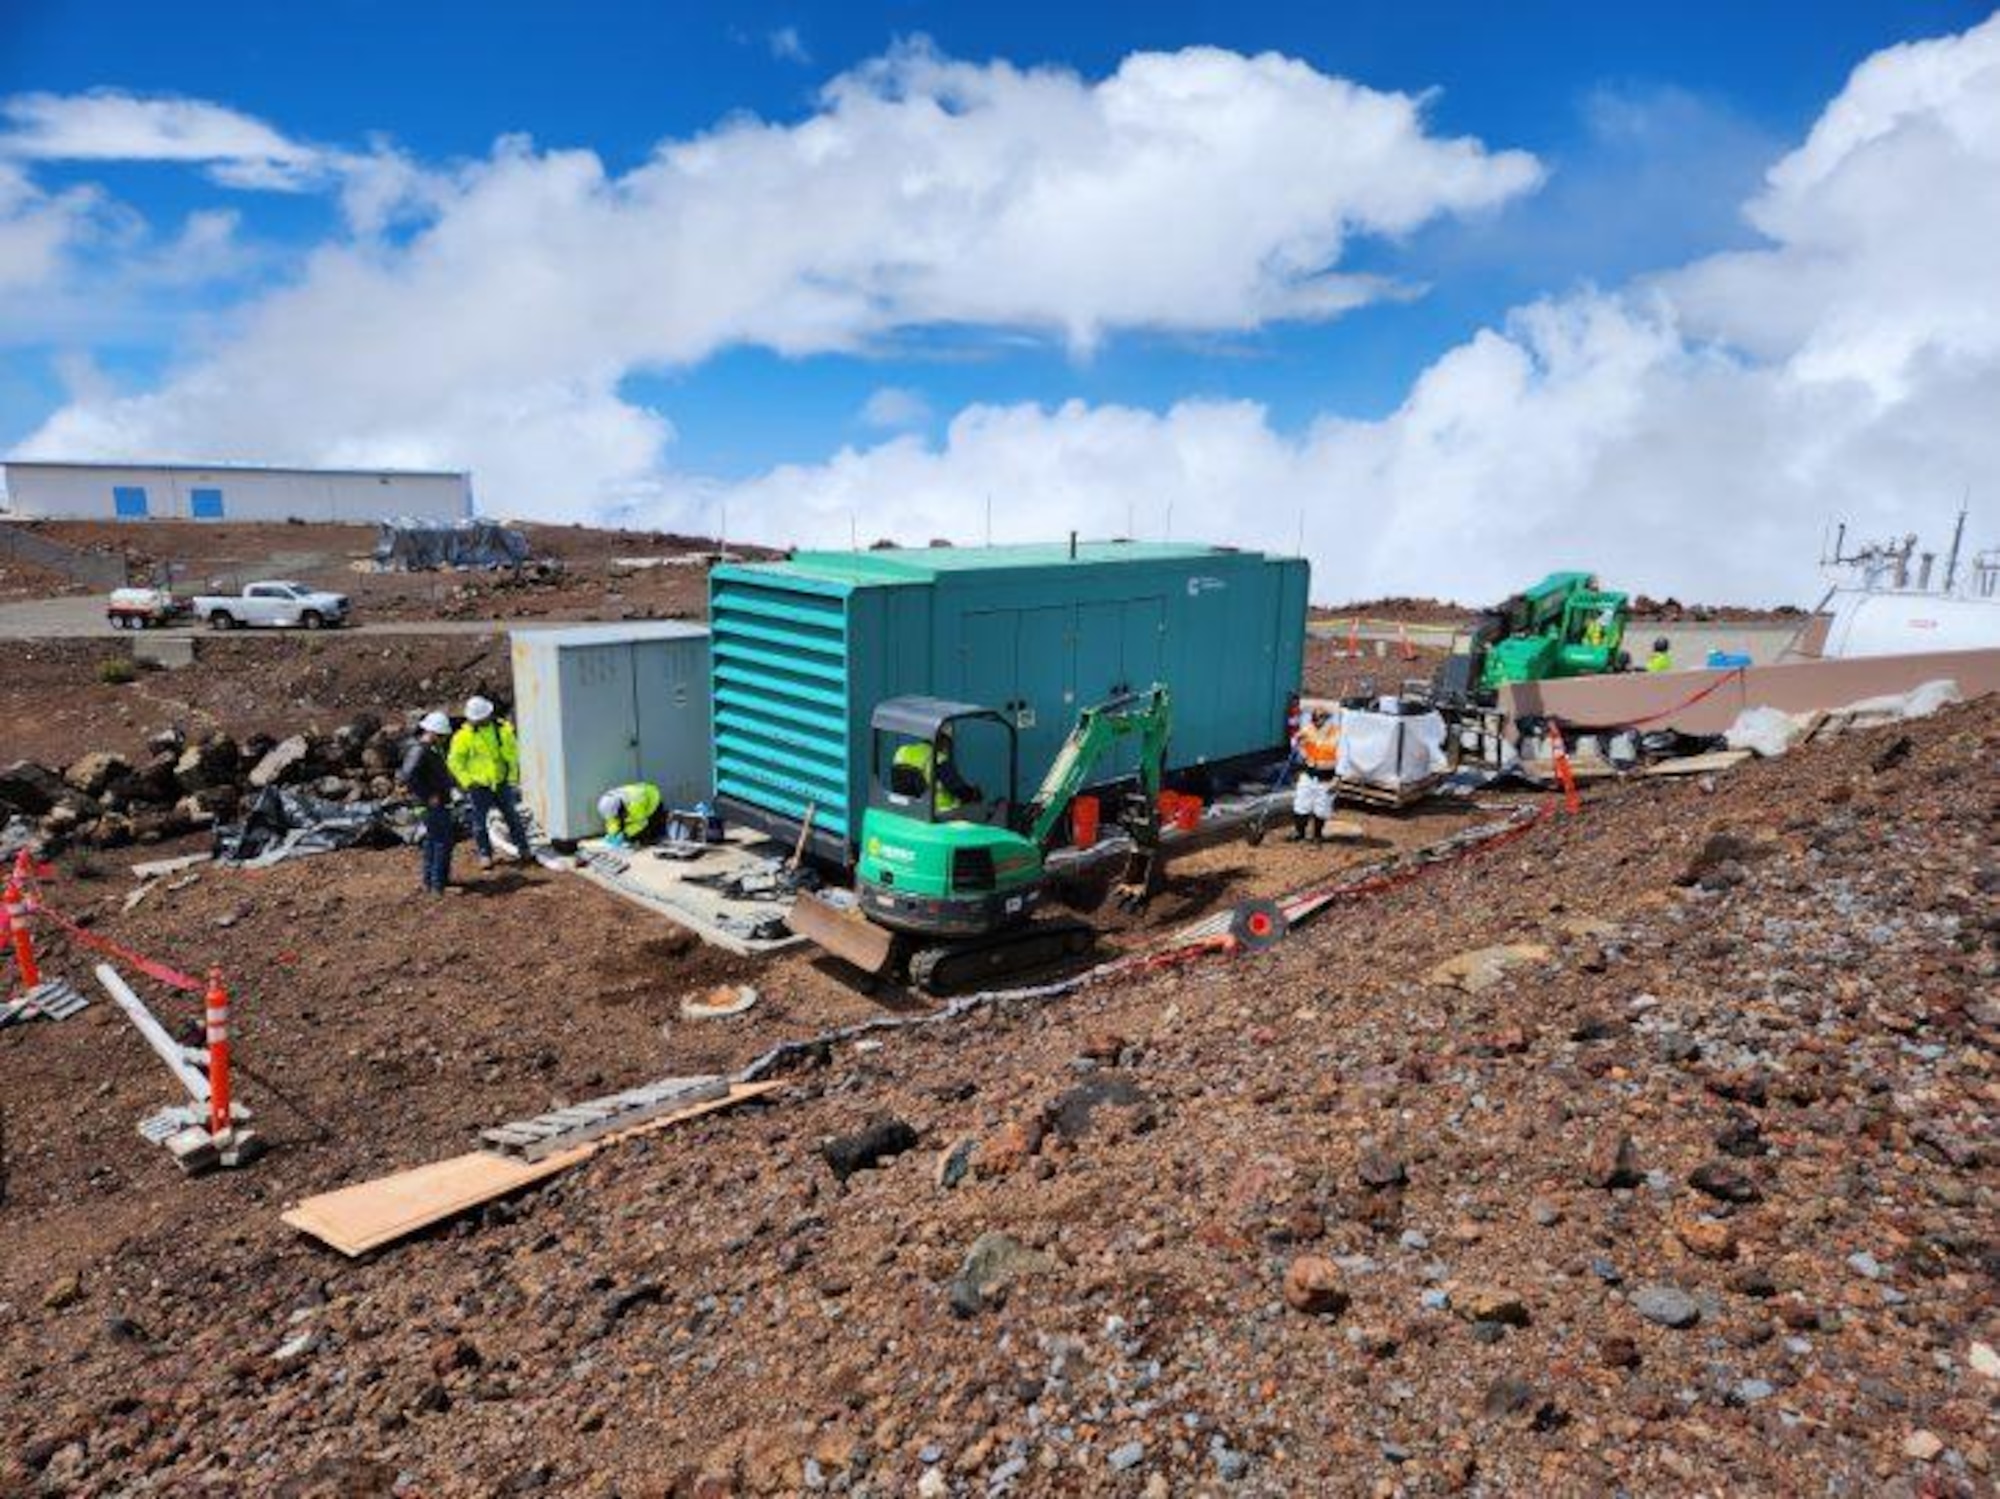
[708,541,1309,864]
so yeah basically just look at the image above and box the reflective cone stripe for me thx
[4,866,37,992]
[205,968,232,1138]
[1548,723,1581,815]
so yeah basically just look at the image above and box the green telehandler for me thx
[787,685,1199,993]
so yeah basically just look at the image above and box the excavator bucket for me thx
[786,891,899,977]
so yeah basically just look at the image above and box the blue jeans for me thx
[466,784,531,858]
[421,802,455,890]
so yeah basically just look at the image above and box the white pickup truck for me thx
[191,581,352,631]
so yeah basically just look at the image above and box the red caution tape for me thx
[25,899,207,994]
[1561,666,1749,732]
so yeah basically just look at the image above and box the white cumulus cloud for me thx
[673,15,2000,604]
[18,43,1541,518]
[0,90,325,189]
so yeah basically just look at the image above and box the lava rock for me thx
[248,734,318,789]
[947,1232,1055,1317]
[1689,1160,1762,1203]
[64,751,132,798]
[1357,1146,1408,1189]
[821,1119,919,1181]
[0,760,66,816]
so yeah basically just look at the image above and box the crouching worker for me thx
[1290,704,1340,844]
[448,695,532,867]
[401,710,459,894]
[597,781,664,849]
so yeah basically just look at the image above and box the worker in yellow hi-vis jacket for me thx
[446,696,532,868]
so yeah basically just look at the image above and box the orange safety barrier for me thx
[1547,722,1581,815]
[204,968,233,1138]
[5,849,39,991]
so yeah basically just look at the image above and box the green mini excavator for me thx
[787,686,1175,993]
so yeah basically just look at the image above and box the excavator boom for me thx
[1020,687,1171,848]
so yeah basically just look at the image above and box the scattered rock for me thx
[1357,1145,1408,1189]
[1673,1213,1737,1261]
[41,1275,83,1310]
[1455,1287,1530,1327]
[1426,942,1550,994]
[933,1138,976,1191]
[1584,1132,1643,1190]
[1281,1256,1350,1317]
[1903,1430,1943,1463]
[1969,1342,2000,1381]
[973,1119,1042,1178]
[1689,1160,1762,1203]
[1632,1285,1701,1329]
[820,1119,919,1181]
[1107,1440,1145,1472]
[1044,1074,1154,1140]
[0,760,66,816]
[64,750,131,797]
[947,1233,1054,1317]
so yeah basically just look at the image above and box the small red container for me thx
[1072,794,1100,848]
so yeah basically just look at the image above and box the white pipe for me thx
[94,963,209,1103]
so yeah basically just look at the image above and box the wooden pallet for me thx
[1332,773,1447,809]
[480,1075,729,1161]
[0,978,89,1028]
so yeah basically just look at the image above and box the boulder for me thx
[107,758,181,808]
[331,715,383,767]
[144,726,185,757]
[0,761,67,816]
[65,752,132,797]
[248,734,318,789]
[174,737,240,793]
[1282,1256,1350,1316]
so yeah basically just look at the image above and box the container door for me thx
[958,610,1018,704]
[634,639,712,808]
[1013,606,1072,789]
[1112,597,1167,775]
[563,644,641,830]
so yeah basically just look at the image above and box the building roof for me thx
[508,621,710,648]
[730,540,1265,587]
[1,457,468,481]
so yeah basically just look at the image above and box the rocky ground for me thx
[0,695,1990,1496]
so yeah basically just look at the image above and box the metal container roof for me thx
[508,621,709,648]
[739,541,1265,588]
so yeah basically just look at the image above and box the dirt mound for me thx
[1,699,1993,1495]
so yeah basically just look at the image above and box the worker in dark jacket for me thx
[401,710,459,893]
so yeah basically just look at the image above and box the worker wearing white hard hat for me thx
[598,782,663,849]
[446,694,531,868]
[399,710,460,893]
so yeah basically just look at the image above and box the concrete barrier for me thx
[1501,647,2000,735]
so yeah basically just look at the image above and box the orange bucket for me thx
[1171,794,1202,832]
[1072,794,1100,848]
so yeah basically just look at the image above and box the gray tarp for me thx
[373,517,531,571]
[214,787,419,867]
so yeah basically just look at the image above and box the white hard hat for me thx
[420,710,452,735]
[464,695,494,722]
[597,791,622,819]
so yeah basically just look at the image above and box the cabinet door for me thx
[564,644,641,821]
[1012,606,1071,784]
[634,643,709,807]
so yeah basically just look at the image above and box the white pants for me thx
[1293,771,1334,820]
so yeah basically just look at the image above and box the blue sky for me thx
[3,3,1997,601]
[0,1,1979,467]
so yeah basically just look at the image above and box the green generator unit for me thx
[709,541,1309,865]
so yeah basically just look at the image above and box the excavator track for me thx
[908,919,1097,996]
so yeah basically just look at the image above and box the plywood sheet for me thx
[282,1081,781,1257]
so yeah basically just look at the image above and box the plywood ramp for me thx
[282,1081,781,1257]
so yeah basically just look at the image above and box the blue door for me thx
[112,486,148,519]
[189,487,224,520]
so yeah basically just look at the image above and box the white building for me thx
[0,460,473,524]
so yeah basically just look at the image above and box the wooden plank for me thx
[1642,749,1753,777]
[282,1081,782,1257]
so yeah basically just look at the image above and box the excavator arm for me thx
[1020,686,1172,849]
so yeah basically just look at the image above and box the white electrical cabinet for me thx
[511,623,712,842]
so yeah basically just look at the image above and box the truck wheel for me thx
[108,615,126,631]
[208,612,236,631]
[301,610,324,631]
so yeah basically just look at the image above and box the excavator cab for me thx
[868,698,1016,828]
